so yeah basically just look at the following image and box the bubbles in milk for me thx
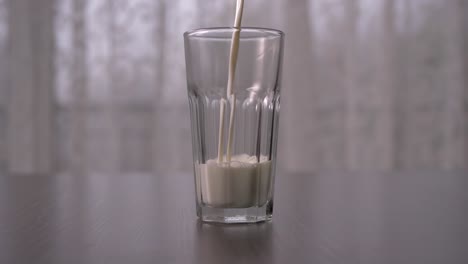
[199,155,272,208]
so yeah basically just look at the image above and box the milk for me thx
[197,155,272,208]
[217,0,244,163]
[200,0,273,208]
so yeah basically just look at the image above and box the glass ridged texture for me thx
[184,27,284,223]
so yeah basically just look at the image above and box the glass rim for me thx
[184,27,284,40]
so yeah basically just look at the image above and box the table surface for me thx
[0,171,467,264]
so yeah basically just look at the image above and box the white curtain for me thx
[0,0,466,174]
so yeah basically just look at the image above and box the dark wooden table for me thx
[1,171,467,264]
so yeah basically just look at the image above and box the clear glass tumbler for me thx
[184,27,284,223]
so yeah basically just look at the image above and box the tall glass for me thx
[184,27,284,223]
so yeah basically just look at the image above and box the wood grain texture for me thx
[0,171,467,264]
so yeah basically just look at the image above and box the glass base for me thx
[198,200,273,224]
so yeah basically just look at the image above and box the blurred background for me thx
[0,0,466,175]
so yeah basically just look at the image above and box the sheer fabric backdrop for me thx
[0,0,466,174]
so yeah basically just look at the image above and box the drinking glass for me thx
[184,27,284,223]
